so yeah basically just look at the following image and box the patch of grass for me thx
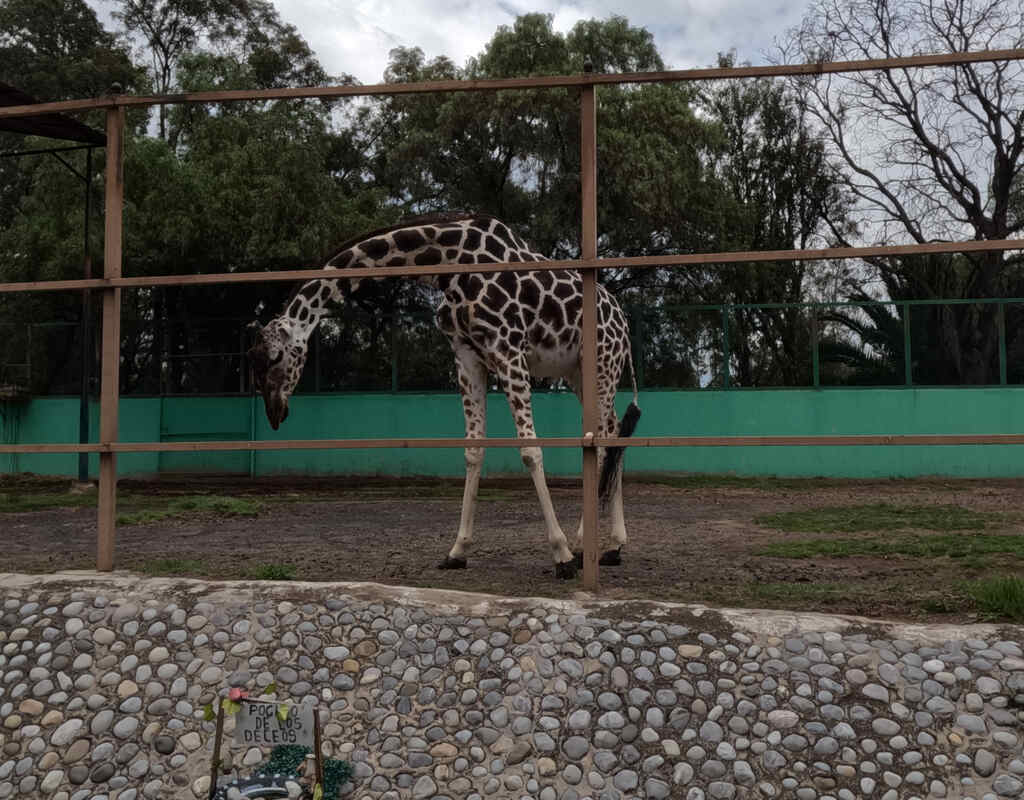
[635,473,842,491]
[748,581,847,603]
[141,557,206,576]
[756,503,1005,533]
[117,495,263,525]
[318,485,521,501]
[0,474,74,491]
[919,593,966,615]
[0,492,97,513]
[966,575,1024,621]
[245,563,297,580]
[759,533,1024,560]
[2,490,264,523]
[118,510,167,525]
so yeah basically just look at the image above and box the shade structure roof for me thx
[0,82,106,146]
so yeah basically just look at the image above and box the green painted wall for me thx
[3,388,1023,479]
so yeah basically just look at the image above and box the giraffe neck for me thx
[281,278,343,343]
[279,214,545,333]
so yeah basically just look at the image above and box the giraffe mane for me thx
[320,211,499,265]
[270,212,502,319]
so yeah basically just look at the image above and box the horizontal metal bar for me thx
[666,297,1024,312]
[1,50,1022,120]
[3,433,1023,454]
[0,438,582,453]
[0,144,99,159]
[599,434,1024,447]
[1,239,1020,295]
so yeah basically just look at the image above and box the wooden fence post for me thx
[580,77,599,592]
[97,102,124,571]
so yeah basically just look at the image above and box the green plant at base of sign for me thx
[261,745,351,799]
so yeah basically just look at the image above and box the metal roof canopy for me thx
[0,82,105,145]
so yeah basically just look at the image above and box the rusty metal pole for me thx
[207,699,226,800]
[97,101,124,571]
[79,146,94,483]
[580,75,599,591]
[313,708,325,789]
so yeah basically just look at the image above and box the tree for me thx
[352,16,722,386]
[785,0,1024,383]
[116,42,376,393]
[114,0,330,140]
[694,61,849,386]
[0,0,140,101]
[0,0,143,393]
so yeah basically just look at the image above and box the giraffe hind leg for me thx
[571,393,629,568]
[497,358,576,578]
[440,348,487,571]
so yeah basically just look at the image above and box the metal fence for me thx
[2,50,1024,589]
[4,297,1023,396]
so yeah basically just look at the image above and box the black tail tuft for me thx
[598,401,641,503]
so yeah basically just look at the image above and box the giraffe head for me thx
[246,318,306,429]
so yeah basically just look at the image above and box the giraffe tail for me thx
[598,352,641,503]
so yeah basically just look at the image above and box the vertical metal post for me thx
[97,104,124,572]
[902,302,912,387]
[207,699,226,800]
[631,310,644,390]
[391,316,399,392]
[811,310,820,388]
[580,77,599,592]
[239,327,246,394]
[313,708,325,790]
[79,147,93,482]
[997,302,1007,386]
[313,326,321,393]
[248,391,256,479]
[721,305,730,388]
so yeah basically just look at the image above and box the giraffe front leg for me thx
[439,444,484,569]
[520,445,577,578]
[439,348,487,571]
[499,359,575,579]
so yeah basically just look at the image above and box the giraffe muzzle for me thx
[265,393,289,430]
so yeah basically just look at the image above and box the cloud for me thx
[269,0,808,83]
[87,0,808,85]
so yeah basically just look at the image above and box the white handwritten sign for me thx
[233,701,315,748]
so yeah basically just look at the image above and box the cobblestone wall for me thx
[1,573,1023,800]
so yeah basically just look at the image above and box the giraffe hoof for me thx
[599,548,622,566]
[554,559,577,580]
[437,556,467,570]
[572,552,583,569]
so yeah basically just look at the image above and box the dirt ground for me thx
[3,474,1023,622]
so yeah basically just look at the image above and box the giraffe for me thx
[246,212,641,579]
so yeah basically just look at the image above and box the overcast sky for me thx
[90,0,808,85]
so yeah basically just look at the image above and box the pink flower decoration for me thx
[227,688,249,701]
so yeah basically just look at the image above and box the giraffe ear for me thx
[246,320,263,345]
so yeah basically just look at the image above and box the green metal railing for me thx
[664,297,1021,390]
[1,297,1021,395]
